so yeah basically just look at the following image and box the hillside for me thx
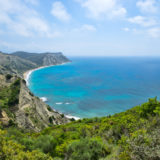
[0,51,71,131]
[0,51,70,77]
[0,51,159,160]
[1,97,160,159]
[0,52,37,76]
[0,75,70,131]
[13,51,70,66]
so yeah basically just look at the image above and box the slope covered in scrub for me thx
[1,97,160,160]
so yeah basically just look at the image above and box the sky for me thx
[0,0,160,56]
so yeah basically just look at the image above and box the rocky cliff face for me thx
[0,51,71,131]
[0,75,70,131]
[0,52,37,76]
[17,79,70,131]
[0,51,70,77]
[12,51,70,67]
[42,53,69,66]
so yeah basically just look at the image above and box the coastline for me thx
[23,62,69,86]
[23,63,81,121]
[23,66,47,86]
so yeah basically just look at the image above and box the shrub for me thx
[140,97,160,118]
[61,114,64,118]
[8,79,21,106]
[33,135,57,156]
[66,138,110,160]
[47,106,52,112]
[49,117,53,124]
[22,79,26,84]
[8,120,15,127]
[5,74,12,80]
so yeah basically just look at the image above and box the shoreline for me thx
[23,62,81,121]
[23,62,67,86]
[23,66,47,86]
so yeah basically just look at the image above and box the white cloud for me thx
[137,0,157,14]
[128,16,156,27]
[147,27,160,38]
[51,1,71,22]
[0,0,53,37]
[123,27,130,32]
[76,0,127,19]
[123,26,160,38]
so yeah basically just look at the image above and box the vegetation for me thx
[1,97,160,159]
[5,74,12,80]
[0,78,21,118]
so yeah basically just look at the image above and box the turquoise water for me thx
[28,57,160,118]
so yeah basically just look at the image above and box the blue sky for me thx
[0,0,160,56]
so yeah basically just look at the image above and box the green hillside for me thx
[1,97,160,160]
[0,51,159,160]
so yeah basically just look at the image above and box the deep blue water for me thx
[28,57,160,118]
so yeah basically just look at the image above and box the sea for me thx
[28,57,160,119]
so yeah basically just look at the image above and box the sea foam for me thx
[55,102,63,105]
[40,97,48,102]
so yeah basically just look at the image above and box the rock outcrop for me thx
[0,75,70,131]
[16,79,70,131]
[12,51,70,66]
[0,52,37,76]
[0,51,71,131]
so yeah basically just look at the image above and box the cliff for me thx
[0,52,37,76]
[12,51,70,66]
[0,51,70,77]
[0,51,71,131]
[0,75,70,131]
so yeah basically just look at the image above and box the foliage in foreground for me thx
[1,97,160,159]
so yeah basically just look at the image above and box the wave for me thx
[55,102,63,105]
[51,107,81,120]
[65,115,80,120]
[40,97,48,102]
[65,102,71,105]
[55,102,72,105]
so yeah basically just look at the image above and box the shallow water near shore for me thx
[28,57,160,118]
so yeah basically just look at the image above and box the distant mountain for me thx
[0,52,37,76]
[12,51,70,66]
[0,51,70,76]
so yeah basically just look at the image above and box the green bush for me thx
[5,74,12,80]
[8,79,20,106]
[67,138,110,160]
[1,97,160,159]
[47,106,52,112]
[33,135,57,156]
[140,97,160,118]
